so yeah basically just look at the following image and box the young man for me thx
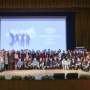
[67,58,71,70]
[57,57,62,69]
[17,58,23,70]
[32,58,39,69]
[53,57,58,69]
[39,58,44,69]
[44,58,50,69]
[62,58,65,70]
[49,58,53,69]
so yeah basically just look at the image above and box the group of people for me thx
[0,49,90,72]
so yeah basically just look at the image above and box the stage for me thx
[0,70,90,80]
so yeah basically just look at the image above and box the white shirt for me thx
[62,60,65,65]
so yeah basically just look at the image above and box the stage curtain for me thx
[76,10,90,50]
[0,0,90,8]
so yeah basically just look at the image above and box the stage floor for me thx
[0,70,90,80]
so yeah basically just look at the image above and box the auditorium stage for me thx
[0,70,90,80]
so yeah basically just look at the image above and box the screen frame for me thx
[0,16,67,51]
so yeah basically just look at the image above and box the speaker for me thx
[66,73,78,79]
[54,73,65,79]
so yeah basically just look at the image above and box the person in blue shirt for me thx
[17,58,23,70]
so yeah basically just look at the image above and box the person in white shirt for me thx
[31,58,39,69]
[0,51,4,71]
[67,58,71,70]
[62,58,65,70]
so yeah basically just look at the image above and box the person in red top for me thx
[41,52,45,60]
[14,51,19,70]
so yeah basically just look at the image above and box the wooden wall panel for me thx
[0,0,90,9]
[76,10,90,50]
[0,80,90,90]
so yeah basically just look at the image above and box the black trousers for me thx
[8,62,14,70]
[5,64,8,70]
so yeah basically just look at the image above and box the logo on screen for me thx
[45,28,55,34]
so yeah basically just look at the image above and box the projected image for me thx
[1,17,66,51]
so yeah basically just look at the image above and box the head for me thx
[28,58,31,61]
[19,58,21,61]
[58,57,61,60]
[5,51,8,55]
[40,58,42,62]
[34,58,36,61]
[77,58,80,61]
[15,51,17,54]
[50,58,52,61]
[45,58,48,61]
[54,57,57,60]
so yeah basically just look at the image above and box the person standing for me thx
[8,50,14,70]
[14,51,19,70]
[4,51,9,70]
[0,51,4,71]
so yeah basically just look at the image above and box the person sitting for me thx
[39,58,44,69]
[82,59,88,71]
[49,58,53,69]
[23,57,28,69]
[75,58,81,70]
[43,58,50,69]
[17,58,23,70]
[32,58,39,69]
[82,58,87,69]
[28,58,33,69]
[70,58,76,69]
[57,57,62,69]
[53,57,58,69]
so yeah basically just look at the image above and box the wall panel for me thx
[0,0,90,8]
[76,10,90,50]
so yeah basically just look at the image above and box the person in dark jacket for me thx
[44,58,50,69]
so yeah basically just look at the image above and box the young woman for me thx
[4,51,9,70]
[14,51,19,70]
